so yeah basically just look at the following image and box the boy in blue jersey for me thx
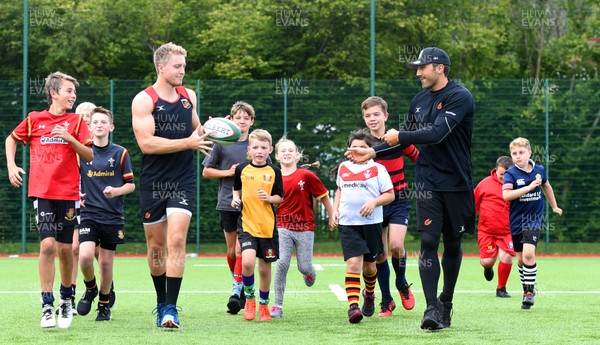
[76,107,135,321]
[502,137,562,309]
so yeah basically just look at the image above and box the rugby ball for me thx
[203,117,241,145]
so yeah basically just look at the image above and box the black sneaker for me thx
[361,289,375,317]
[96,303,111,321]
[77,287,98,316]
[227,294,242,315]
[439,300,453,328]
[484,268,494,281]
[108,281,116,308]
[496,287,511,298]
[240,289,246,308]
[521,291,534,309]
[420,304,443,330]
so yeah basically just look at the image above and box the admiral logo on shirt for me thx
[40,136,67,144]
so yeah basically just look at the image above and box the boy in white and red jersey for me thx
[5,71,93,329]
[330,130,394,323]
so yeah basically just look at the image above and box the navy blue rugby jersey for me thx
[139,86,196,189]
[502,160,547,235]
[80,142,134,225]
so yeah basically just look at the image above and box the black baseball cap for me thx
[407,47,451,68]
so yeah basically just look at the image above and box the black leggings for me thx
[418,231,463,306]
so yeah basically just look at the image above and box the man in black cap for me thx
[345,47,475,331]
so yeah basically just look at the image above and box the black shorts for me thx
[220,210,241,233]
[338,223,383,262]
[512,228,540,252]
[383,198,410,228]
[79,220,125,251]
[140,185,196,224]
[238,228,279,263]
[33,198,77,243]
[416,190,475,239]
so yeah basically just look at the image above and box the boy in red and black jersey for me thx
[6,71,93,329]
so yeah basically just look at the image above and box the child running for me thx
[330,130,394,323]
[270,138,333,318]
[232,129,284,321]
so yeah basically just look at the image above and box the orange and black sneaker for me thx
[258,303,271,321]
[244,299,256,321]
[399,283,415,310]
[378,298,396,317]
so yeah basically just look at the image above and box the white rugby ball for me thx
[204,117,241,146]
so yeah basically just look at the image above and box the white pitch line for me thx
[329,284,348,301]
[314,264,324,271]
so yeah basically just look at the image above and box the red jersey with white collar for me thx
[11,110,92,200]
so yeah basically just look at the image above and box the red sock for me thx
[497,261,513,289]
[227,255,235,274]
[233,256,243,284]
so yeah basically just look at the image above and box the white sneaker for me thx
[40,304,56,328]
[57,298,73,329]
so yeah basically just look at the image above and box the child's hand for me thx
[329,211,339,231]
[529,178,542,191]
[80,192,87,207]
[51,124,75,143]
[7,165,26,188]
[553,207,563,216]
[360,200,376,217]
[257,189,271,203]
[228,164,239,177]
[103,186,116,198]
[231,197,241,208]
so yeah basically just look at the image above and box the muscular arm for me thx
[131,90,211,155]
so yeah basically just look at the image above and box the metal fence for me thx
[1,79,598,253]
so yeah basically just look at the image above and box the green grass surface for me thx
[1,239,599,255]
[1,256,599,344]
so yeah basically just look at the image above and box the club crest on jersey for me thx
[181,98,191,109]
[263,174,273,182]
[437,102,442,110]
